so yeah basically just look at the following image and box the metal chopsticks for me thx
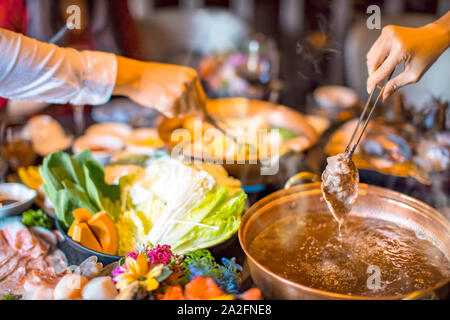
[345,70,395,157]
[49,25,68,45]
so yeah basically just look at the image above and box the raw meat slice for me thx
[321,153,359,223]
[0,253,21,281]
[0,257,27,296]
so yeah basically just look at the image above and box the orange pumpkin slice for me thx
[87,211,118,255]
[68,223,75,237]
[71,222,103,253]
[68,208,94,237]
[73,208,93,222]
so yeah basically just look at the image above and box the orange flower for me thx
[243,288,262,300]
[184,276,225,300]
[157,286,185,300]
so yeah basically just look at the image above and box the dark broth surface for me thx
[248,213,449,297]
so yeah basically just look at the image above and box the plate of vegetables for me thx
[39,150,247,265]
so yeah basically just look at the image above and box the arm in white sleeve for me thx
[0,28,117,106]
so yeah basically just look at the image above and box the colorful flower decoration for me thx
[112,245,261,300]
[114,253,164,293]
[184,276,226,300]
[181,250,242,293]
[145,244,177,265]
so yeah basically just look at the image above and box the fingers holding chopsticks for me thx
[366,18,450,102]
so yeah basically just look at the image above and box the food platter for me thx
[0,99,268,299]
[0,145,260,300]
[2,90,450,301]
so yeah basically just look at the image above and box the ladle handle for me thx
[403,290,437,300]
[284,172,321,189]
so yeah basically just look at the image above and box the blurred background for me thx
[1,0,449,212]
[5,0,448,114]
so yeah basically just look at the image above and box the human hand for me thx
[367,21,450,101]
[113,57,206,118]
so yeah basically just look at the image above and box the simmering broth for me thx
[248,213,449,297]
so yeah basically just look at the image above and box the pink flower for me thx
[112,251,137,280]
[112,265,124,278]
[146,245,176,265]
[126,251,139,260]
[112,245,176,282]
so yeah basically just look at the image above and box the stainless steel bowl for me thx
[0,183,37,218]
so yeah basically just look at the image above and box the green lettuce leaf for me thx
[83,160,121,220]
[40,150,120,229]
[171,190,246,253]
[118,173,140,211]
[161,186,228,247]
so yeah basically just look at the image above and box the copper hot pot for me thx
[239,181,450,300]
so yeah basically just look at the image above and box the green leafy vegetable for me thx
[270,127,298,141]
[172,190,246,253]
[124,186,246,254]
[117,159,247,255]
[161,186,228,247]
[2,294,21,300]
[40,150,120,230]
[182,249,215,268]
[22,209,52,229]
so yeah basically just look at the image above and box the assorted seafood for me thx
[17,255,118,300]
[3,237,259,300]
[0,220,67,296]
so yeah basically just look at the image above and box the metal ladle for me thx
[199,100,258,156]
